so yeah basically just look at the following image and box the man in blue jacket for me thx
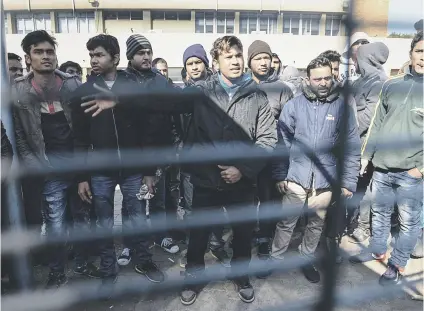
[271,56,360,283]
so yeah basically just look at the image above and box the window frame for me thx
[56,11,95,34]
[15,12,51,34]
[283,12,321,36]
[151,11,191,21]
[195,11,235,34]
[325,14,342,36]
[239,11,277,34]
[104,11,143,21]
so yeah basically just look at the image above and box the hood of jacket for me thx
[184,68,214,87]
[301,79,340,103]
[356,42,389,80]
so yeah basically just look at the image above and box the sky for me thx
[388,0,423,34]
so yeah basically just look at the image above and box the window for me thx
[16,13,51,34]
[57,12,95,33]
[4,14,8,34]
[239,12,277,34]
[152,11,191,21]
[195,11,235,34]
[283,13,321,35]
[216,12,235,34]
[325,14,342,36]
[104,11,143,20]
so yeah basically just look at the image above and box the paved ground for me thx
[27,189,424,311]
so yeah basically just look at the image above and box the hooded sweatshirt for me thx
[279,65,303,97]
[351,42,389,141]
[339,32,371,86]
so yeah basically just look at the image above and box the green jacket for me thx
[362,67,423,173]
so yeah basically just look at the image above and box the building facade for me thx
[3,0,404,82]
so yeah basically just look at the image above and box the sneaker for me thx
[301,264,320,283]
[160,238,180,254]
[349,228,370,244]
[45,272,68,289]
[379,265,403,286]
[180,272,203,305]
[257,241,270,259]
[232,277,255,303]
[179,253,187,269]
[135,261,165,283]
[74,262,102,279]
[117,248,132,266]
[211,249,231,268]
[349,252,385,264]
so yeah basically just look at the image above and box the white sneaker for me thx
[117,248,131,266]
[160,238,179,254]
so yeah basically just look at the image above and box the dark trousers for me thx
[186,186,255,275]
[91,174,151,277]
[256,168,278,243]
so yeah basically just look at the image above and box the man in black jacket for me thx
[247,40,293,261]
[71,34,165,284]
[80,35,277,305]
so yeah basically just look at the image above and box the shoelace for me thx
[162,238,174,248]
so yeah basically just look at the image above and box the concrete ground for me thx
[28,189,424,311]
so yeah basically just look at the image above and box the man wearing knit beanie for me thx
[183,44,210,83]
[121,34,182,263]
[246,40,293,271]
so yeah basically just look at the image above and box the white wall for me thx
[5,33,411,72]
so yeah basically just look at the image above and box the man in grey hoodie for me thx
[349,42,390,243]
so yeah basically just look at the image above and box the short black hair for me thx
[414,19,423,32]
[181,67,187,80]
[411,31,423,52]
[152,58,167,67]
[86,34,120,58]
[21,30,57,55]
[319,50,341,63]
[59,61,82,74]
[306,56,332,77]
[8,53,22,62]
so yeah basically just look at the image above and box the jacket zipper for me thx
[111,108,122,165]
[308,101,319,188]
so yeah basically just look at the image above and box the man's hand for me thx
[218,165,242,184]
[341,187,353,199]
[143,176,156,193]
[407,167,423,179]
[276,181,289,194]
[360,159,369,176]
[81,83,118,117]
[78,182,92,204]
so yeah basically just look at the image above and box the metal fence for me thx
[1,1,422,310]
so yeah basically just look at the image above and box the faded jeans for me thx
[42,179,71,273]
[272,182,332,260]
[370,170,423,268]
[91,174,150,277]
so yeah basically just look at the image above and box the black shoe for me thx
[45,272,68,289]
[258,242,271,259]
[349,228,370,244]
[180,272,203,305]
[349,252,385,264]
[379,265,403,286]
[301,265,320,283]
[232,277,255,303]
[211,249,231,268]
[135,261,165,283]
[74,262,102,279]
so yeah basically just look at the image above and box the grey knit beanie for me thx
[126,34,152,60]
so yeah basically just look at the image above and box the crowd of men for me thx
[1,24,423,306]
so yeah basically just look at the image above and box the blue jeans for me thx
[91,174,151,277]
[42,179,71,273]
[370,170,423,268]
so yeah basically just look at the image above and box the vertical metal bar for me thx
[1,2,33,290]
[315,1,356,310]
